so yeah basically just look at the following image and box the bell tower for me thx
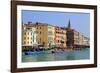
[68,20,71,29]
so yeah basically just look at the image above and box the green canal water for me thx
[22,48,90,62]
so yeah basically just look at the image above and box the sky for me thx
[22,10,90,37]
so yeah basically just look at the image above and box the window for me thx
[31,32,32,35]
[33,39,34,42]
[28,32,30,35]
[27,37,29,40]
[58,40,59,43]
[48,31,53,35]
[27,28,31,30]
[31,37,32,40]
[35,31,38,33]
[24,32,26,35]
[48,26,52,29]
[24,41,26,44]
[40,38,41,42]
[40,31,41,34]
[31,42,32,44]
[48,37,53,41]
[33,36,34,42]
[61,36,64,40]
[24,37,26,40]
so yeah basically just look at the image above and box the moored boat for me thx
[24,51,51,55]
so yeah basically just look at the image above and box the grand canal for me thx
[22,48,90,62]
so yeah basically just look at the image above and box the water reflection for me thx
[22,48,90,62]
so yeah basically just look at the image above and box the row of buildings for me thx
[22,21,89,49]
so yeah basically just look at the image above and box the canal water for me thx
[22,48,90,62]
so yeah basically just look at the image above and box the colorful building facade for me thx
[55,26,67,48]
[22,25,37,49]
[48,25,55,47]
[22,20,89,49]
[24,22,55,48]
[66,20,90,49]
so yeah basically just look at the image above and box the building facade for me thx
[22,20,89,49]
[48,25,55,47]
[66,20,90,49]
[55,27,67,48]
[22,25,37,49]
[24,22,55,48]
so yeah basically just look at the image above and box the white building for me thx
[22,26,37,49]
